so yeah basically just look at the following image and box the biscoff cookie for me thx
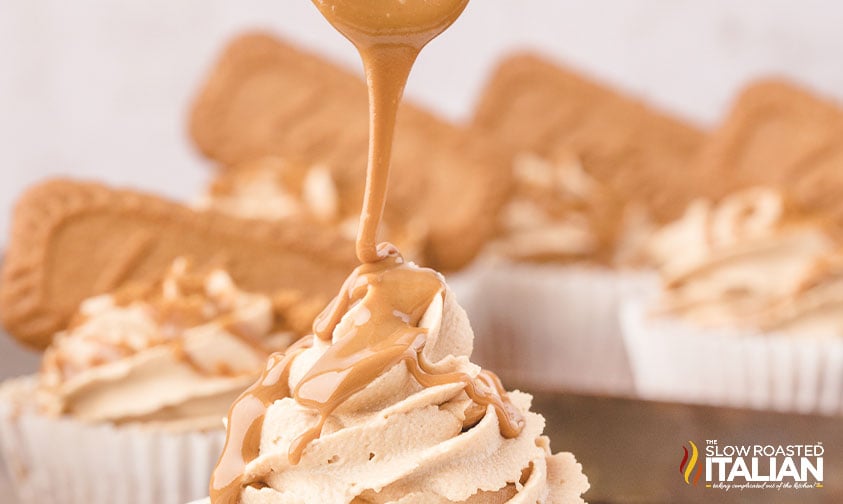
[0,179,356,349]
[472,53,706,262]
[693,79,843,238]
[189,33,513,271]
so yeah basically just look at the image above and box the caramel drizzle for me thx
[290,249,524,463]
[310,0,470,263]
[209,3,525,503]
[210,337,313,504]
[209,252,524,504]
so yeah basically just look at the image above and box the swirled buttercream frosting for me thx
[209,250,589,503]
[647,187,841,332]
[38,259,291,429]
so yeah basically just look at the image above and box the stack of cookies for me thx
[2,30,843,504]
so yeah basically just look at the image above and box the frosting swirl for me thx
[491,153,603,261]
[489,151,653,267]
[210,255,588,503]
[38,259,292,429]
[647,187,841,331]
[197,156,428,261]
[206,1,588,501]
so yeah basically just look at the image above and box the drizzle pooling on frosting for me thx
[293,246,524,464]
[209,249,525,504]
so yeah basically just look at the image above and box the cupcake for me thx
[463,151,655,396]
[622,187,843,414]
[193,252,589,503]
[460,50,709,398]
[0,259,311,504]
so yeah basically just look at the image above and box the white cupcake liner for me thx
[0,377,225,504]
[454,262,655,396]
[621,299,843,415]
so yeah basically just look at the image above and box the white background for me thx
[1,0,843,370]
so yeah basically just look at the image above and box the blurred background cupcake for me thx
[622,187,843,414]
[0,259,304,504]
[458,52,700,397]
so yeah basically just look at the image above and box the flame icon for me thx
[679,441,703,485]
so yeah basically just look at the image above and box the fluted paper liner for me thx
[0,377,225,504]
[621,300,843,415]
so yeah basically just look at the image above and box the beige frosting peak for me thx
[198,156,428,261]
[647,187,842,332]
[488,151,651,267]
[38,259,290,429]
[648,187,789,280]
[210,259,588,503]
[491,152,601,261]
[198,157,345,225]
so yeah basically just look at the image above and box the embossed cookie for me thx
[0,179,357,349]
[692,79,843,236]
[472,53,706,262]
[189,33,513,271]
